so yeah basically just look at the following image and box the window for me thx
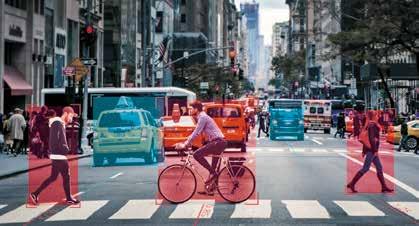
[181,14,186,23]
[317,107,324,114]
[156,11,163,33]
[99,112,141,128]
[146,112,156,126]
[56,34,66,49]
[5,0,27,10]
[40,0,44,15]
[181,0,186,5]
[34,0,39,13]
[309,107,316,114]
[141,112,150,125]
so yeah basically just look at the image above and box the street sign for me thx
[80,58,97,66]
[63,67,75,76]
[69,58,89,82]
[200,82,209,89]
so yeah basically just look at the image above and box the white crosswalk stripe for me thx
[230,200,271,218]
[266,148,287,152]
[282,200,331,219]
[0,203,56,224]
[169,200,215,219]
[0,199,417,223]
[109,200,160,219]
[311,148,328,153]
[46,200,108,221]
[334,201,385,216]
[0,205,6,210]
[388,202,419,220]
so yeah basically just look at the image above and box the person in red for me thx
[30,106,80,205]
[175,101,227,195]
[346,110,393,193]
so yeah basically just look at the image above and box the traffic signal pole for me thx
[81,0,93,152]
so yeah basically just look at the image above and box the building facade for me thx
[240,1,259,84]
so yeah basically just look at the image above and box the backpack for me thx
[358,123,371,149]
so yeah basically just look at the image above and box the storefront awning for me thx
[3,66,32,96]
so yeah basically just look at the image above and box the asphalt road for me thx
[0,128,418,226]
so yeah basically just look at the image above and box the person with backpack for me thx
[334,113,346,139]
[397,119,409,152]
[346,110,393,193]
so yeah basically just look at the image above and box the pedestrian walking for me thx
[352,111,361,139]
[347,110,393,193]
[7,108,26,157]
[30,106,80,205]
[397,119,409,152]
[257,112,269,138]
[334,112,345,139]
[33,106,51,158]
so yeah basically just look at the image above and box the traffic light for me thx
[80,24,97,46]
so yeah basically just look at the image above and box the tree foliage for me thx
[328,0,419,108]
[270,50,306,88]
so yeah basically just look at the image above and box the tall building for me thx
[310,0,341,85]
[0,0,104,113]
[272,21,288,57]
[286,0,306,54]
[240,1,260,84]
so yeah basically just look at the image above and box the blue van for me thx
[268,99,304,141]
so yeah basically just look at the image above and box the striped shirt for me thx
[184,111,224,146]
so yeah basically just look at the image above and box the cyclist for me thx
[175,101,227,195]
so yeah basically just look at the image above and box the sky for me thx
[235,0,289,46]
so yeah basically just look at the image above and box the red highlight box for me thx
[346,110,395,194]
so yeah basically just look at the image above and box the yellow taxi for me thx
[161,105,203,153]
[204,103,248,152]
[386,120,419,150]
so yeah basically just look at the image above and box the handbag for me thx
[358,124,371,149]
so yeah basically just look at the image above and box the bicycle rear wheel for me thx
[217,165,255,203]
[158,164,196,204]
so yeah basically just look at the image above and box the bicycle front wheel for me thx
[217,165,255,203]
[158,164,196,204]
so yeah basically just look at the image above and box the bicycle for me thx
[158,148,256,204]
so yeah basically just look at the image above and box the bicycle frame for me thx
[177,151,236,186]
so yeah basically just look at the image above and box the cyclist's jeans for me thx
[193,139,227,176]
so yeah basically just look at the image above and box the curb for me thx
[0,154,92,180]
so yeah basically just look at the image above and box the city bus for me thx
[41,87,196,120]
[268,99,304,141]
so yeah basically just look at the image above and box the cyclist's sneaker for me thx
[29,193,39,205]
[204,173,217,186]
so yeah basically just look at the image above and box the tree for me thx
[173,64,249,100]
[328,0,419,108]
[270,50,306,90]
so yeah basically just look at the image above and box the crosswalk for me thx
[0,199,417,223]
[248,147,347,154]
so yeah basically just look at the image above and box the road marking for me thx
[110,172,124,179]
[231,200,271,218]
[311,148,328,153]
[46,200,108,221]
[388,202,419,220]
[0,205,6,210]
[311,139,323,145]
[110,200,160,219]
[169,200,214,219]
[339,153,419,198]
[267,148,286,152]
[248,148,262,152]
[0,203,56,224]
[282,200,330,219]
[313,137,325,140]
[332,149,346,153]
[292,148,306,153]
[334,201,385,216]
[305,135,310,139]
[73,191,85,197]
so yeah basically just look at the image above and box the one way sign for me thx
[81,58,97,66]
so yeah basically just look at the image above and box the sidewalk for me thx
[0,149,92,180]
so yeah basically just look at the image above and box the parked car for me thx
[387,120,419,150]
[204,103,248,152]
[93,108,164,166]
